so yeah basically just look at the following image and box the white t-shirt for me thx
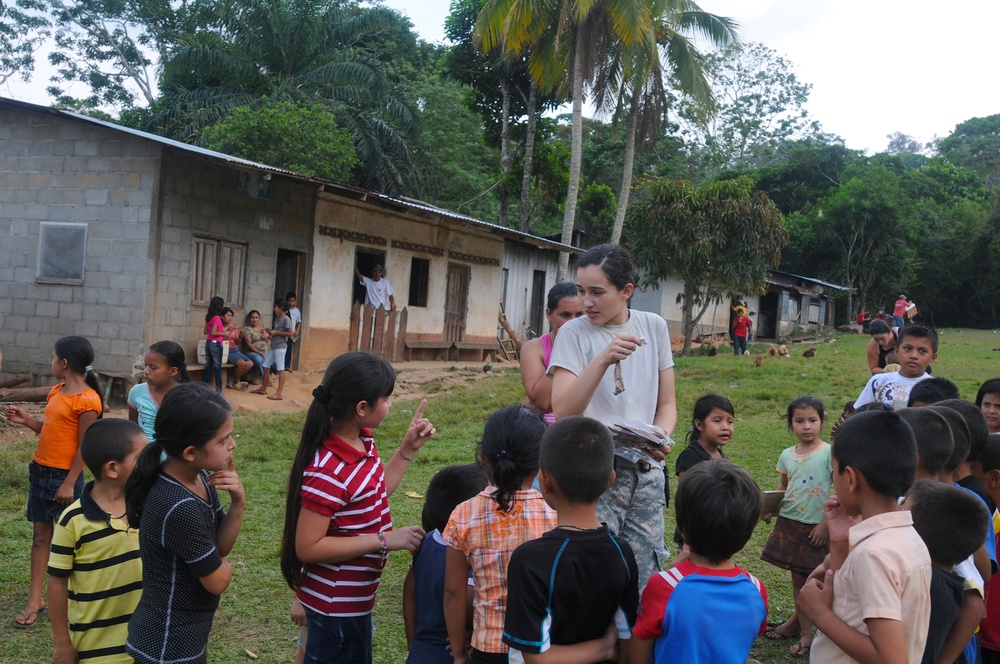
[288,307,302,340]
[547,310,674,425]
[360,276,394,309]
[854,371,930,409]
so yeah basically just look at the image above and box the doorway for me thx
[444,263,470,343]
[354,249,386,305]
[529,270,546,338]
[274,250,305,305]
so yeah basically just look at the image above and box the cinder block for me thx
[59,302,83,319]
[85,189,109,205]
[73,141,99,156]
[49,286,74,302]
[35,300,59,317]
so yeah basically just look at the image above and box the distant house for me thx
[0,97,575,380]
[632,270,847,341]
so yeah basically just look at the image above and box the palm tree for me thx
[153,0,417,192]
[476,0,653,279]
[598,0,740,244]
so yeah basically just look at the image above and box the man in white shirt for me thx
[355,263,396,310]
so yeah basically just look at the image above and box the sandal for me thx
[763,622,799,641]
[251,388,267,395]
[13,607,46,629]
[789,641,811,658]
[267,395,283,401]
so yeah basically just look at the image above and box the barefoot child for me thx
[49,419,146,664]
[444,406,557,664]
[279,352,434,664]
[760,396,832,658]
[7,336,103,629]
[128,340,189,442]
[124,383,246,663]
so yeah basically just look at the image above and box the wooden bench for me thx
[95,371,135,405]
[451,341,498,362]
[186,363,235,382]
[404,340,452,361]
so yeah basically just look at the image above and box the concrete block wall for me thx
[152,151,315,360]
[0,105,159,381]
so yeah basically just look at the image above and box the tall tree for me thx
[627,176,787,354]
[476,0,654,279]
[0,0,49,85]
[936,114,1000,188]
[675,42,822,178]
[154,0,417,192]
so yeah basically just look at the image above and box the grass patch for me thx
[1,329,996,662]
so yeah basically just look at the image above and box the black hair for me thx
[853,402,893,413]
[546,282,579,312]
[221,306,234,318]
[686,393,735,446]
[675,459,761,564]
[147,340,190,383]
[286,291,297,301]
[979,434,1000,473]
[539,416,615,503]
[54,336,104,418]
[205,296,224,322]
[935,399,989,463]
[907,479,988,566]
[81,419,145,479]
[897,324,938,353]
[907,377,960,406]
[422,464,489,533]
[247,309,261,321]
[868,319,891,335]
[125,383,231,525]
[842,401,856,415]
[897,408,954,476]
[274,298,289,314]
[786,396,826,430]
[831,410,917,499]
[577,244,641,293]
[976,379,1000,407]
[929,405,972,473]
[476,405,546,513]
[280,352,396,590]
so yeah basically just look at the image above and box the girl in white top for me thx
[548,243,677,587]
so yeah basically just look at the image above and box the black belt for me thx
[614,456,654,472]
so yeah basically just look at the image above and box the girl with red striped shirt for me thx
[280,352,435,664]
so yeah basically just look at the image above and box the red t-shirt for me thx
[733,316,751,338]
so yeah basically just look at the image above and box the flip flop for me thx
[789,641,811,658]
[251,389,267,395]
[763,624,798,641]
[13,607,46,629]
[267,395,283,400]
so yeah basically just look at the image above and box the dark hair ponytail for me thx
[54,336,104,418]
[125,383,231,525]
[205,296,224,322]
[686,393,735,445]
[148,340,190,383]
[280,352,396,590]
[476,405,546,512]
[546,282,578,312]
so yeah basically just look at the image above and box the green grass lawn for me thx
[2,329,997,662]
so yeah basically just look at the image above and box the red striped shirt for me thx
[296,429,392,617]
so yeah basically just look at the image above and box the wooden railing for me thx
[349,304,406,362]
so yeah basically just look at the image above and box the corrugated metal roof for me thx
[1,96,580,253]
[770,270,850,292]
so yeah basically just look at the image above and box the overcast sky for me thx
[5,0,997,154]
[383,0,1000,154]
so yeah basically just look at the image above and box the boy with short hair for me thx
[977,379,1000,435]
[897,408,954,481]
[403,463,488,664]
[796,410,931,664]
[907,376,961,407]
[285,291,302,372]
[503,416,639,663]
[629,459,767,664]
[48,419,146,664]
[854,325,938,409]
[904,480,989,664]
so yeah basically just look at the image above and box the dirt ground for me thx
[0,359,509,444]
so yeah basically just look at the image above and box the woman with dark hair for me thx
[866,319,900,375]
[519,282,583,424]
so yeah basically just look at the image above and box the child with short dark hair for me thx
[404,464,488,664]
[49,419,146,664]
[854,324,938,409]
[503,416,639,663]
[907,376,961,407]
[898,408,954,481]
[829,400,855,441]
[630,459,767,664]
[286,291,302,372]
[903,480,989,664]
[796,410,931,664]
[977,379,1000,435]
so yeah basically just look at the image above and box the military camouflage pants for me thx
[596,465,668,592]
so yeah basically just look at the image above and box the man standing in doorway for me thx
[355,262,396,310]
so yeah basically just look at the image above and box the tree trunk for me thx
[558,34,586,281]
[610,93,639,245]
[518,80,539,232]
[499,77,512,227]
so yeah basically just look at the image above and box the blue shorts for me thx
[304,609,372,664]
[27,461,83,522]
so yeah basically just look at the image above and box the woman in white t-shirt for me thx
[549,244,677,587]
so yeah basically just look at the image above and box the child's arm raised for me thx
[48,575,76,664]
[383,400,435,495]
[444,547,472,664]
[208,456,246,557]
[797,569,908,664]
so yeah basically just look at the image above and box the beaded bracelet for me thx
[398,448,414,461]
[377,532,388,567]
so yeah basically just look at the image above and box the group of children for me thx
[9,318,1000,664]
